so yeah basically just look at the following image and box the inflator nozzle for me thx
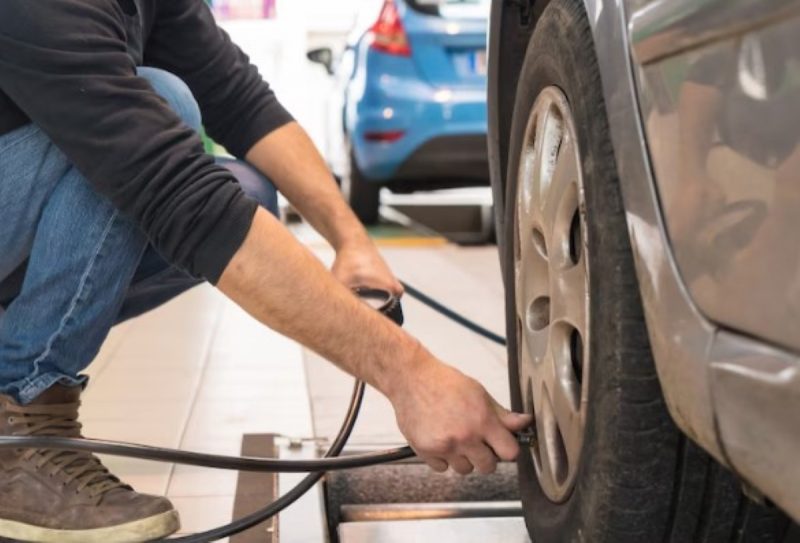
[353,287,404,326]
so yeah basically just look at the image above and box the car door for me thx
[627,0,800,352]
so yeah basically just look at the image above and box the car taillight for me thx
[363,130,406,143]
[369,0,411,57]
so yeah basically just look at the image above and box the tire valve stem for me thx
[516,430,538,448]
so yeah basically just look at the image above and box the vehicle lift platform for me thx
[231,435,531,543]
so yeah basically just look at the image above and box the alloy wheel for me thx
[513,86,590,503]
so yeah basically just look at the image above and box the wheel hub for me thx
[513,86,590,503]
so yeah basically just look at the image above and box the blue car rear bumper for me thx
[349,52,488,183]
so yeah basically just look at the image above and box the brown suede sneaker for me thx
[0,385,179,542]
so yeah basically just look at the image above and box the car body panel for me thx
[629,0,800,518]
[490,0,800,518]
[325,47,356,179]
[710,331,800,520]
[629,0,800,66]
[349,37,487,179]
[332,0,489,183]
[632,6,800,353]
[403,3,489,88]
[586,0,725,460]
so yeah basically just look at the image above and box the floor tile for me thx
[171,495,235,537]
[80,282,314,527]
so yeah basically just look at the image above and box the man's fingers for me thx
[487,428,522,462]
[465,443,499,475]
[494,401,533,432]
[483,401,531,461]
[448,455,475,475]
[361,273,402,297]
[425,457,449,473]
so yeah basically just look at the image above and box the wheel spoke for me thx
[548,352,582,466]
[540,385,572,489]
[551,262,588,331]
[540,135,577,240]
[537,338,581,481]
[530,358,546,415]
[539,346,557,399]
[536,392,557,487]
[518,109,546,226]
[551,135,579,203]
[521,326,549,369]
[515,244,549,322]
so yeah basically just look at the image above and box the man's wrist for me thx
[378,338,437,402]
[330,222,371,252]
[319,202,372,251]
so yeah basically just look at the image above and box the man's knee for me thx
[217,158,280,218]
[136,67,202,133]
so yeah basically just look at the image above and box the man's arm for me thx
[246,122,365,252]
[219,208,532,474]
[145,1,530,468]
[146,1,399,292]
[245,123,402,293]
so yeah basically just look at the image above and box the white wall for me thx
[278,0,363,33]
[221,0,372,151]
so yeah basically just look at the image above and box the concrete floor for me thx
[79,214,510,541]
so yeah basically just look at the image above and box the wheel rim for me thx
[514,86,590,503]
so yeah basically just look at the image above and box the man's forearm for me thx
[245,122,368,250]
[218,208,530,475]
[218,208,426,397]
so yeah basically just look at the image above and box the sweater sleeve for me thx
[144,0,294,159]
[0,0,257,283]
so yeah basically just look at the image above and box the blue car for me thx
[309,0,490,224]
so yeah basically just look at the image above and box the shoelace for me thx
[6,401,127,498]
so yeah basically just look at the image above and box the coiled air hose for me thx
[0,282,507,542]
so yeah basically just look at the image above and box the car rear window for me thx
[406,0,490,18]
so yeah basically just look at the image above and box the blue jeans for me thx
[0,67,278,404]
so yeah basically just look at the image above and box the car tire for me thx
[502,1,791,541]
[343,151,381,225]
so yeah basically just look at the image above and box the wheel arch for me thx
[488,0,548,253]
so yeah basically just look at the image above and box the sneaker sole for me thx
[0,509,180,543]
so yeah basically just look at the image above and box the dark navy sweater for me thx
[0,0,293,282]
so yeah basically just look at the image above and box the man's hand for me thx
[332,241,403,296]
[245,123,403,297]
[389,358,533,474]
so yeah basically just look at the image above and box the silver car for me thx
[487,0,800,540]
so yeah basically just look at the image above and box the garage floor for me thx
[78,208,513,541]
